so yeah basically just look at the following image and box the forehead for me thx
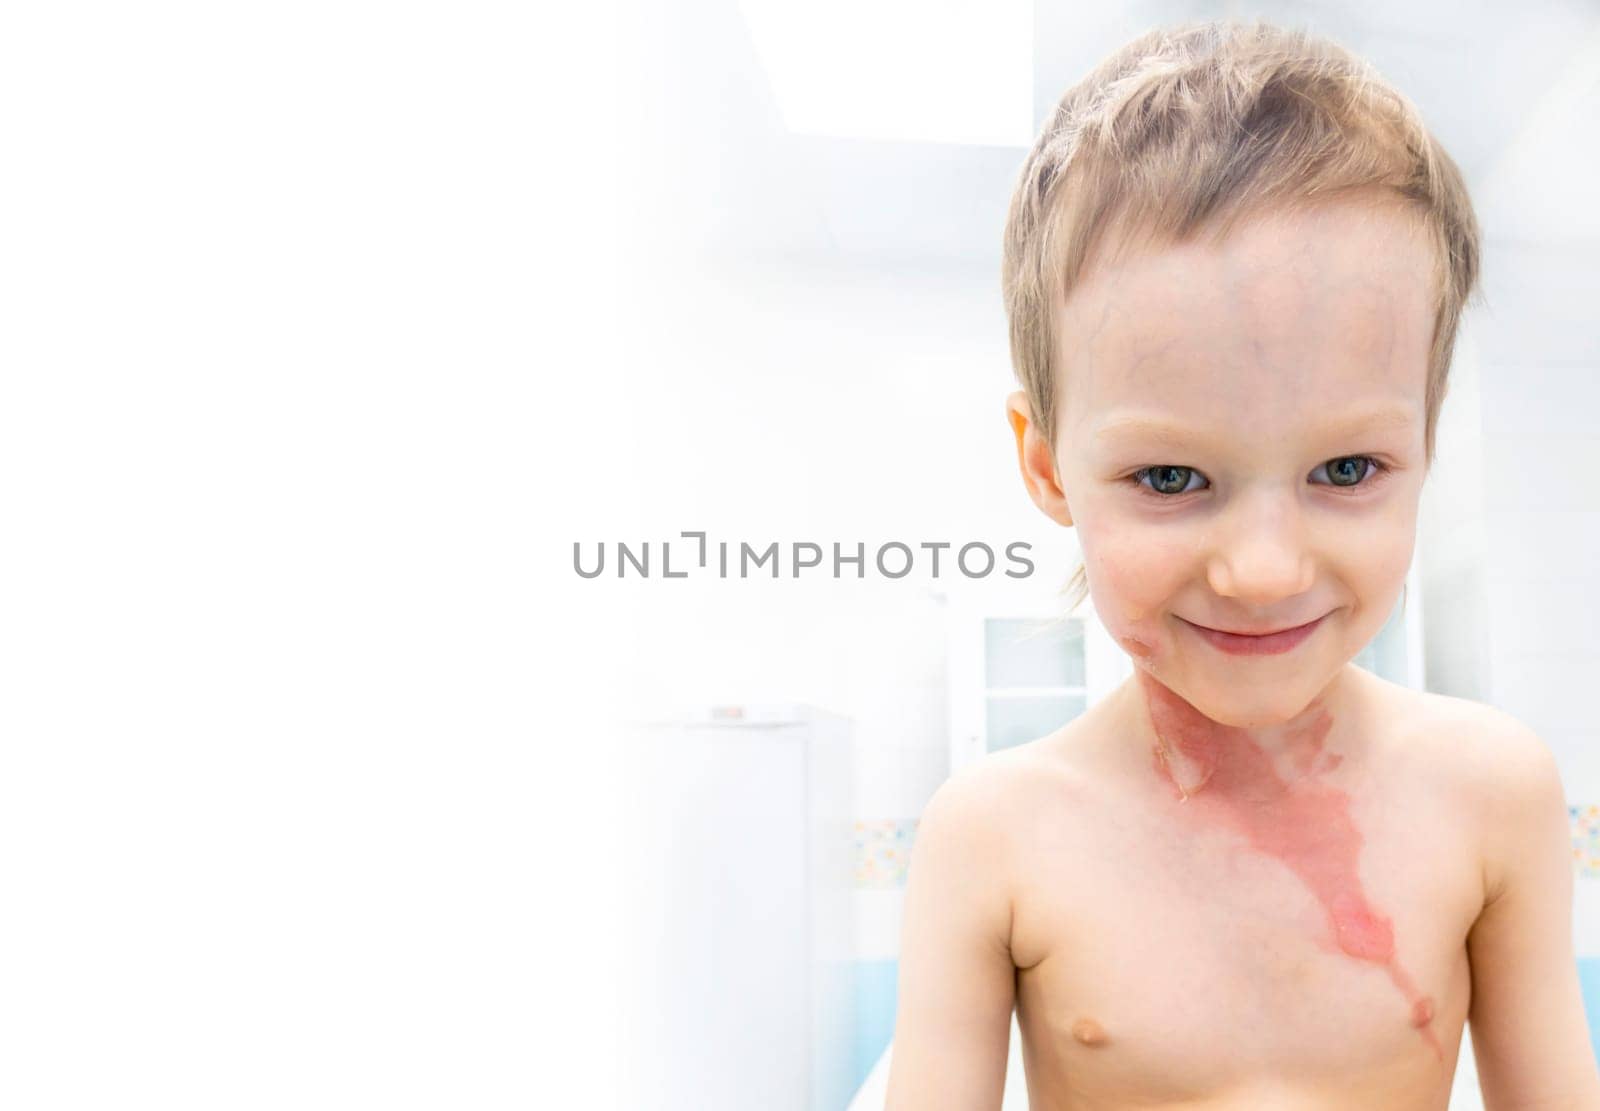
[1058,199,1436,444]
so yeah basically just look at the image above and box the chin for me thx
[1194,692,1306,729]
[1159,667,1328,729]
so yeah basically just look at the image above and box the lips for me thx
[1206,620,1315,636]
[1181,613,1328,656]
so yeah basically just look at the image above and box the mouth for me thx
[1179,612,1329,656]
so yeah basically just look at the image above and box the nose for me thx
[1204,488,1317,605]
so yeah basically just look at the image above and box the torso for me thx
[995,667,1490,1109]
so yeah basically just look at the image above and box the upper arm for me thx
[884,766,1017,1111]
[1466,717,1600,1108]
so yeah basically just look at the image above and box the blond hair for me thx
[1001,18,1483,616]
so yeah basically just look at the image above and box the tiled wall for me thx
[847,818,919,1096]
[1574,805,1600,879]
[852,818,918,888]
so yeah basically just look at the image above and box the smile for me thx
[1180,613,1328,656]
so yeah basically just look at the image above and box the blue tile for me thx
[851,959,898,1096]
[1579,957,1600,1063]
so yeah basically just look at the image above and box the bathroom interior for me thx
[615,1,1600,1107]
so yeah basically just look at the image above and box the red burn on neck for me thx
[1134,670,1443,1062]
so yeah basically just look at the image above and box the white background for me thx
[4,2,624,1106]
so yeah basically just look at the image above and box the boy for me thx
[885,19,1600,1110]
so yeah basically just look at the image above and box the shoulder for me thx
[1402,688,1566,904]
[918,746,1036,844]
[1409,688,1559,791]
[1360,668,1554,790]
[912,746,1048,898]
[902,753,1034,959]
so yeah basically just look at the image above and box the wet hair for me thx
[1000,18,1482,614]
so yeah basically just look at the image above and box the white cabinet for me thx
[944,580,1130,774]
[621,705,856,1111]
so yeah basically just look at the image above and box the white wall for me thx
[1417,325,1491,701]
[1469,242,1600,789]
[619,252,1073,755]
[1438,26,1600,957]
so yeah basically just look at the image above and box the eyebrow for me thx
[1091,406,1418,446]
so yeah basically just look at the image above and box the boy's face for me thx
[1009,196,1437,727]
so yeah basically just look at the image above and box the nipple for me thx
[1130,669,1446,1063]
[1070,1016,1107,1046]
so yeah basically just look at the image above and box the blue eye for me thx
[1133,465,1206,496]
[1129,456,1389,498]
[1313,456,1381,487]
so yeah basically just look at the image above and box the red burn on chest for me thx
[1134,670,1443,1062]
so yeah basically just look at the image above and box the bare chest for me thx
[1006,740,1482,1107]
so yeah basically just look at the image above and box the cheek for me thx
[1383,517,1419,575]
[1080,514,1185,594]
[1341,522,1416,640]
[1345,510,1418,591]
[1076,514,1190,639]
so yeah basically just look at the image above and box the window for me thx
[981,616,1087,752]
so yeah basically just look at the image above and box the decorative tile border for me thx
[1572,805,1600,879]
[853,818,919,888]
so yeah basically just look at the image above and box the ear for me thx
[1006,390,1074,528]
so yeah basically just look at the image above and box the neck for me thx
[1104,662,1442,1059]
[1114,664,1370,802]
